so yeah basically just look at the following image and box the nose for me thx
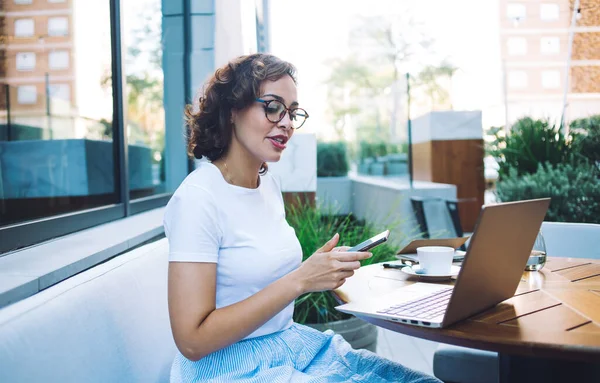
[278,111,294,130]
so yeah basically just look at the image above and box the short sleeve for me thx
[163,184,222,263]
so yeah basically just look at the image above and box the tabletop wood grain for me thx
[334,257,600,362]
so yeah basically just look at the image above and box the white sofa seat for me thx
[0,238,176,382]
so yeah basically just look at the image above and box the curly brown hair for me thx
[185,53,297,174]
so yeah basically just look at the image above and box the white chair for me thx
[432,221,600,383]
[540,221,600,259]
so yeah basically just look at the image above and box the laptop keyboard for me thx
[376,287,453,319]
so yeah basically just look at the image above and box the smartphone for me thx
[346,230,390,252]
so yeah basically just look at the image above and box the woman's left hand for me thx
[331,246,351,252]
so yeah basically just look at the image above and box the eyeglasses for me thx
[255,98,309,129]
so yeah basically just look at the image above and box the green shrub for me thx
[317,142,349,177]
[496,162,600,223]
[358,141,406,162]
[489,117,571,179]
[285,201,398,324]
[570,115,600,165]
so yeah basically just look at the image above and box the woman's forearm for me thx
[182,270,305,361]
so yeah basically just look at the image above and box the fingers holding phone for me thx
[346,230,390,252]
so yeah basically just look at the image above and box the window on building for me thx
[16,52,36,71]
[17,85,37,104]
[14,0,33,4]
[508,70,528,89]
[48,0,67,3]
[540,3,560,21]
[48,84,70,101]
[15,19,35,37]
[122,0,168,200]
[0,0,171,254]
[1,1,117,246]
[48,17,69,36]
[542,70,561,88]
[540,37,560,54]
[507,3,526,22]
[49,50,70,70]
[507,37,527,55]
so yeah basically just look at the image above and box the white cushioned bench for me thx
[0,239,176,382]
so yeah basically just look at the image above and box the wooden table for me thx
[335,257,600,382]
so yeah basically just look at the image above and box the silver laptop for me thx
[336,198,551,329]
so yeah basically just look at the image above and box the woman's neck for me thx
[214,143,262,189]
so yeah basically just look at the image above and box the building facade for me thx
[499,0,600,126]
[0,0,75,139]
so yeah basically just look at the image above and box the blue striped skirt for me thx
[170,323,441,382]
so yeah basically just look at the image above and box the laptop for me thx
[336,198,551,329]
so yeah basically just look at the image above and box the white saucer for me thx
[400,265,461,281]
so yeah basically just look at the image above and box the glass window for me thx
[49,50,70,70]
[48,17,69,36]
[17,85,37,104]
[507,37,527,55]
[508,70,528,89]
[48,84,70,101]
[48,0,67,3]
[0,1,117,227]
[14,0,33,4]
[122,0,168,199]
[541,70,560,88]
[16,52,36,71]
[507,3,526,22]
[14,19,35,37]
[540,4,559,21]
[540,37,560,54]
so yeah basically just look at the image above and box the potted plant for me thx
[358,142,375,175]
[316,142,352,215]
[369,142,388,176]
[285,200,399,351]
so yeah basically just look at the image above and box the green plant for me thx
[358,141,401,162]
[359,141,376,162]
[285,201,398,324]
[496,162,600,223]
[570,115,600,165]
[317,142,349,177]
[488,117,572,180]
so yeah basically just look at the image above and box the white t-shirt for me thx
[163,161,303,339]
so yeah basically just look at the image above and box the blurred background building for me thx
[0,0,75,139]
[500,0,600,126]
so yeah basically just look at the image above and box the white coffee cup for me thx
[416,246,454,275]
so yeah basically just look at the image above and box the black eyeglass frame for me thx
[255,98,309,129]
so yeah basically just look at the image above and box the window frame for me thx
[16,51,36,71]
[540,36,560,54]
[14,18,35,38]
[0,0,172,255]
[48,50,70,70]
[507,3,527,22]
[540,3,560,22]
[47,16,69,37]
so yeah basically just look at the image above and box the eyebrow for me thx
[261,93,299,107]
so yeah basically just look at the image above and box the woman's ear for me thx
[230,109,237,125]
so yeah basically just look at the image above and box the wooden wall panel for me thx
[430,139,485,232]
[413,139,485,232]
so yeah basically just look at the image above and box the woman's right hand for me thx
[292,233,372,294]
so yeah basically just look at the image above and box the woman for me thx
[163,53,440,382]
